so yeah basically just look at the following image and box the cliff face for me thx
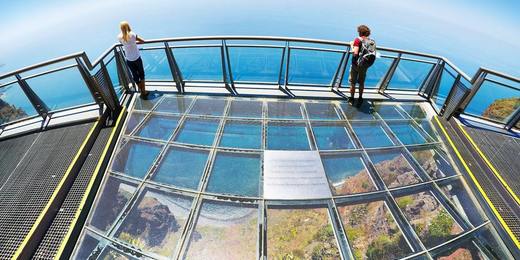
[373,155,421,188]
[0,98,28,124]
[118,196,180,248]
[482,97,520,122]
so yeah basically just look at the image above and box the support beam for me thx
[220,41,237,95]
[75,57,104,114]
[505,106,520,130]
[15,74,49,121]
[378,53,401,94]
[164,42,185,93]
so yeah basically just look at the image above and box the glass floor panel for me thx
[206,152,261,197]
[135,114,179,141]
[374,104,406,119]
[386,121,428,145]
[321,153,376,195]
[267,122,310,150]
[152,146,209,190]
[155,96,194,114]
[267,101,304,119]
[340,102,376,120]
[183,200,258,259]
[400,104,427,119]
[124,112,146,135]
[74,93,513,259]
[368,150,422,188]
[430,225,512,260]
[87,176,137,233]
[305,102,341,120]
[111,139,163,179]
[114,188,193,257]
[351,122,394,148]
[219,120,262,149]
[134,95,162,110]
[409,146,456,179]
[189,98,227,116]
[312,123,356,150]
[174,118,220,146]
[338,200,413,259]
[228,100,263,118]
[266,206,340,259]
[438,180,485,226]
[395,191,463,248]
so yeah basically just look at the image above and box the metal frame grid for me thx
[71,94,512,259]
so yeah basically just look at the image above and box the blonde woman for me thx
[118,21,147,97]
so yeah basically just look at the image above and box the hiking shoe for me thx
[356,97,364,108]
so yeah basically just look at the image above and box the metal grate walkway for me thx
[0,122,93,259]
[32,127,113,259]
[462,126,520,202]
[435,117,520,248]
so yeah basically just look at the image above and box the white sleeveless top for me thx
[119,32,140,61]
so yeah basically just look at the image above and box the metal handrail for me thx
[1,35,519,131]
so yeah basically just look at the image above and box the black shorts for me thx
[126,57,145,84]
[349,64,367,85]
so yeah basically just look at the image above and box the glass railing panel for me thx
[341,56,393,89]
[465,80,520,123]
[172,47,223,81]
[228,47,283,83]
[288,49,343,85]
[24,66,94,111]
[431,68,457,110]
[139,48,173,81]
[388,59,434,90]
[0,81,38,124]
[104,56,124,98]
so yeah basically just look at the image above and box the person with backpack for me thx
[349,25,376,107]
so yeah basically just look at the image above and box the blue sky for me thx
[0,0,519,77]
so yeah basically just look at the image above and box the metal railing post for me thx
[331,49,348,90]
[15,74,49,121]
[220,40,237,95]
[284,43,290,89]
[425,60,445,100]
[99,60,122,113]
[440,74,461,116]
[223,40,237,94]
[334,47,351,90]
[457,70,487,113]
[277,42,287,88]
[164,42,185,93]
[505,106,520,130]
[419,59,443,99]
[114,47,135,92]
[75,57,104,110]
[378,53,401,93]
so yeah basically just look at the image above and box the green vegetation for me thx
[365,234,403,260]
[396,195,414,210]
[0,99,28,124]
[267,208,340,260]
[482,97,520,122]
[427,209,455,243]
[345,227,363,242]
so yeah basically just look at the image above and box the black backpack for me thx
[357,37,377,69]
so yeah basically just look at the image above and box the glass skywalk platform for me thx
[72,94,511,259]
[0,36,518,260]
